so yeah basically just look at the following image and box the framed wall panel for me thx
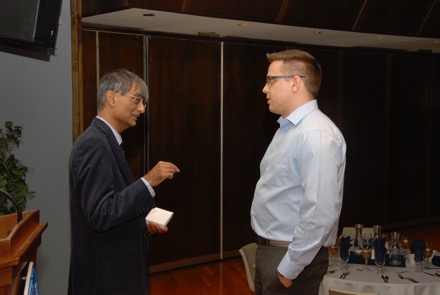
[222,42,284,252]
[338,51,388,227]
[147,36,222,265]
[388,54,431,223]
[97,32,146,179]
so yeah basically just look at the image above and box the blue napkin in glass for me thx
[340,236,352,258]
[373,237,387,254]
[411,237,426,261]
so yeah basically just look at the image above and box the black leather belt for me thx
[257,236,290,248]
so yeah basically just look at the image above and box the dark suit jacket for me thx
[69,118,155,295]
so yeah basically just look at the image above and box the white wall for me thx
[0,0,72,293]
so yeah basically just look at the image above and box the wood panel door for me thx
[222,42,285,253]
[97,32,146,179]
[339,51,388,227]
[430,56,440,215]
[80,31,146,178]
[147,36,222,266]
[388,54,431,223]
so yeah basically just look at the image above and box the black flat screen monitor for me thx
[0,0,62,56]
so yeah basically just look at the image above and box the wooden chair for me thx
[329,288,379,295]
[239,242,257,292]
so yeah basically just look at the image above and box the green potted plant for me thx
[0,121,34,216]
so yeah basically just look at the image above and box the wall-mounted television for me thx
[0,0,62,57]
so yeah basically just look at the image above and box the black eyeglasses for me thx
[266,75,305,86]
[115,91,147,107]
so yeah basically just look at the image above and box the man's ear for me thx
[291,76,302,92]
[106,90,117,106]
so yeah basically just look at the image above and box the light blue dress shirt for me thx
[251,100,346,280]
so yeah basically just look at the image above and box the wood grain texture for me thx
[150,258,254,295]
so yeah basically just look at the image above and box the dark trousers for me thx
[254,245,328,295]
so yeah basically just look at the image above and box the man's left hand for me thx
[147,221,168,234]
[278,272,293,288]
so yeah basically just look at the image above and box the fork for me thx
[397,272,419,283]
[421,270,437,277]
[339,271,350,279]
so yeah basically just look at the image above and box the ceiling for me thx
[83,9,440,53]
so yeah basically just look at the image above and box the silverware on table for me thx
[381,275,388,283]
[397,272,419,283]
[421,270,437,277]
[339,271,349,279]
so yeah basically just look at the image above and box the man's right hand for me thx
[143,161,180,187]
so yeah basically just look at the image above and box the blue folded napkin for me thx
[340,236,352,251]
[340,236,352,258]
[411,237,426,261]
[373,237,387,254]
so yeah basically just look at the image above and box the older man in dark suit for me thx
[68,69,180,295]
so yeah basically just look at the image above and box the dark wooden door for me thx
[147,36,222,266]
[222,42,284,253]
[80,31,146,178]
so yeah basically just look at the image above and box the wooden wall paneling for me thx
[388,54,431,223]
[281,0,365,30]
[354,0,435,37]
[338,51,389,228]
[179,0,283,23]
[147,36,222,265]
[429,56,440,215]
[81,30,98,133]
[222,42,285,252]
[129,0,283,23]
[307,48,342,124]
[78,28,440,273]
[81,0,127,17]
[127,0,184,13]
[97,32,146,179]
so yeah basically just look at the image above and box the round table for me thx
[319,262,440,295]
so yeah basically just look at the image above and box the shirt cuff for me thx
[278,255,302,280]
[140,177,156,197]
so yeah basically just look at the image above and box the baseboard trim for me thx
[149,250,240,273]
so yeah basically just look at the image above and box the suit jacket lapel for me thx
[92,118,134,184]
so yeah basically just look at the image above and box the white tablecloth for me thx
[319,262,440,295]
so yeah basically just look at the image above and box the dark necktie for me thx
[120,142,125,154]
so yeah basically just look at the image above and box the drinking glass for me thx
[363,233,373,250]
[401,235,411,249]
[340,248,350,270]
[400,235,411,258]
[362,248,372,265]
[328,245,339,267]
[424,242,433,266]
[414,250,424,272]
[374,251,385,274]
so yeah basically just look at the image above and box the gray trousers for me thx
[254,245,328,295]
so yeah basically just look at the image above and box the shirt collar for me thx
[96,116,123,145]
[278,100,318,127]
